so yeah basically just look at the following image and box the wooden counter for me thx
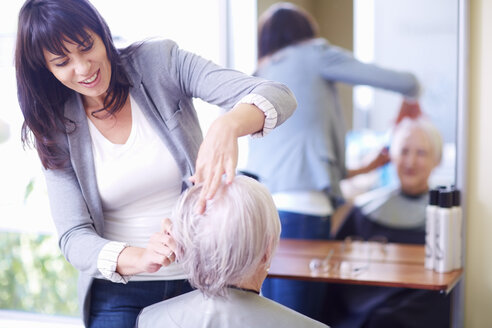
[269,239,462,293]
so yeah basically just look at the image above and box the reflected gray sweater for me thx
[246,38,419,202]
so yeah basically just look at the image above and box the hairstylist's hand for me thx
[189,114,239,214]
[395,99,422,125]
[369,146,391,170]
[347,146,390,178]
[138,219,176,273]
[190,103,266,214]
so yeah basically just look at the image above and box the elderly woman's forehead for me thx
[403,127,431,143]
[394,126,434,155]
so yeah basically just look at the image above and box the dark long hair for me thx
[15,0,133,169]
[258,2,318,61]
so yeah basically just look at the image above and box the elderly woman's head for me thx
[390,118,443,195]
[171,176,281,297]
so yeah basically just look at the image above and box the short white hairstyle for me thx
[390,117,443,164]
[171,176,281,297]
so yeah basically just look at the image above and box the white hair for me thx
[390,117,443,164]
[171,176,281,297]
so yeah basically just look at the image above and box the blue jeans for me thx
[89,278,192,328]
[262,210,331,322]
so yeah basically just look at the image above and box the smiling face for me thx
[393,127,438,195]
[43,31,111,107]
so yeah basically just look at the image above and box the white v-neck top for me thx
[88,96,185,281]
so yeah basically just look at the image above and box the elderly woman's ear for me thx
[262,240,277,269]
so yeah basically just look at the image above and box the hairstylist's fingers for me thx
[192,177,208,214]
[195,163,217,213]
[149,239,175,266]
[143,244,167,269]
[166,249,176,263]
[205,165,225,200]
[379,152,391,166]
[152,252,168,267]
[191,161,205,184]
[225,166,235,184]
[195,197,206,215]
[161,218,173,234]
[199,166,213,196]
[153,246,168,260]
[205,175,221,201]
[160,248,175,266]
[190,172,201,185]
[375,149,390,166]
[162,234,176,253]
[195,184,209,214]
[224,157,236,185]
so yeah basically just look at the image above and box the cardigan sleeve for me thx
[139,40,297,129]
[234,93,277,137]
[318,43,420,99]
[44,164,110,279]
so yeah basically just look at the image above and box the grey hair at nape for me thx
[390,117,443,164]
[171,176,280,297]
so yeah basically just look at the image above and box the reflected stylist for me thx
[246,2,420,321]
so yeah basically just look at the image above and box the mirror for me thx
[257,0,459,195]
[255,0,465,326]
[351,0,458,193]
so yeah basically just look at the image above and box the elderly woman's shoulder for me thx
[256,295,330,327]
[354,185,398,209]
[136,289,330,328]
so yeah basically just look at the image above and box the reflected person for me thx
[329,117,450,328]
[245,2,421,320]
[136,176,329,328]
[337,116,443,243]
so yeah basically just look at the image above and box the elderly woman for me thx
[136,176,329,328]
[327,117,450,328]
[336,117,443,243]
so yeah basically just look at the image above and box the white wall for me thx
[465,0,492,326]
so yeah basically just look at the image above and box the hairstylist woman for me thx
[14,1,296,327]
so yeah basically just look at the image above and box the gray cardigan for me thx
[43,39,296,326]
[246,38,419,202]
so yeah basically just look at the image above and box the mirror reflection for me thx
[249,1,461,327]
[350,0,458,194]
[255,0,457,200]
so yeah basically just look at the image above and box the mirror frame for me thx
[453,0,469,326]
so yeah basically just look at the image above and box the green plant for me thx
[0,231,78,316]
